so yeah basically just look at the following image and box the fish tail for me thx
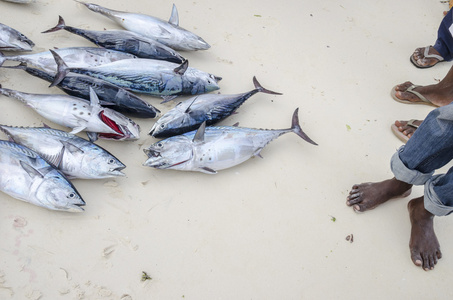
[0,85,28,105]
[291,108,317,145]
[74,0,118,18]
[253,76,282,95]
[49,49,69,87]
[1,62,27,71]
[42,15,66,33]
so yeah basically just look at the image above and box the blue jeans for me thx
[390,103,453,216]
[434,8,453,61]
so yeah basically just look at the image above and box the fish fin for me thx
[89,87,101,107]
[42,145,66,168]
[252,76,282,95]
[199,167,217,174]
[158,25,172,36]
[232,122,240,127]
[86,132,98,142]
[42,15,66,33]
[174,59,188,75]
[70,125,86,135]
[193,121,206,143]
[20,161,44,179]
[60,140,84,155]
[254,149,264,158]
[160,95,178,104]
[184,96,199,114]
[49,49,69,87]
[42,123,51,128]
[168,4,179,27]
[290,108,317,146]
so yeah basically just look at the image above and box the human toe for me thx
[410,250,423,267]
[395,81,413,91]
[352,204,364,213]
[412,48,424,60]
[346,196,362,207]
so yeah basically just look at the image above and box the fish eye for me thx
[68,192,76,199]
[160,124,165,129]
[157,142,163,148]
[108,159,115,164]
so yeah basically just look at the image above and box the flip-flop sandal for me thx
[410,46,444,69]
[391,119,420,143]
[390,84,437,106]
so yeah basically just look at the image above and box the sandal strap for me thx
[406,85,432,104]
[406,119,420,129]
[423,46,444,61]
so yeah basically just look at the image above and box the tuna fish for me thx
[42,16,185,63]
[0,47,136,72]
[4,63,160,118]
[0,140,85,212]
[76,1,210,51]
[0,85,140,141]
[0,22,34,51]
[143,108,317,174]
[149,77,282,138]
[50,49,221,97]
[0,125,126,179]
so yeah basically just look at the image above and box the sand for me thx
[1,0,453,299]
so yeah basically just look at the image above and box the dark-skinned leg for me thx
[408,196,442,271]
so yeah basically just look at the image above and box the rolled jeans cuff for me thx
[424,175,453,216]
[390,148,434,185]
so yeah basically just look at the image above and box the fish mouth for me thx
[196,37,211,50]
[142,148,167,168]
[142,148,192,169]
[148,124,156,136]
[58,200,85,212]
[98,111,140,140]
[109,165,126,177]
[143,148,161,158]
[67,203,85,212]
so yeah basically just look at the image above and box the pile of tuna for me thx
[0,1,316,212]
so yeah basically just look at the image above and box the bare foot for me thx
[408,197,442,271]
[346,178,412,212]
[411,46,443,68]
[394,120,423,140]
[394,81,453,107]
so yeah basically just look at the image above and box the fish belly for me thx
[192,137,257,171]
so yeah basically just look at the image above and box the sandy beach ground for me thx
[1,0,453,299]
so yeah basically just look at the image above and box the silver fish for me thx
[0,85,140,141]
[0,125,126,179]
[76,1,210,51]
[0,22,34,51]
[150,77,282,138]
[0,47,136,72]
[42,16,185,63]
[1,0,35,3]
[4,63,160,118]
[50,50,221,97]
[143,108,317,174]
[0,140,85,212]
